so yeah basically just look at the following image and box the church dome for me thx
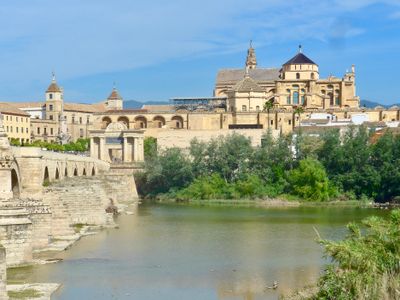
[283,52,317,66]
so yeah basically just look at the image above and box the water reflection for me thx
[9,204,385,300]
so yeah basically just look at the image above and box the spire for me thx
[245,40,257,70]
[298,44,302,53]
[108,86,122,100]
[46,72,61,93]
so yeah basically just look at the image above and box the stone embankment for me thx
[0,170,139,299]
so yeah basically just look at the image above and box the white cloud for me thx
[0,0,398,98]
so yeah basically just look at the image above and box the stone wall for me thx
[0,244,7,300]
[0,208,32,267]
[147,128,281,149]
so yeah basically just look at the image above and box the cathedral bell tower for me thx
[245,40,257,70]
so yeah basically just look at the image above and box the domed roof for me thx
[283,53,317,66]
[283,46,317,66]
[108,88,122,100]
[46,73,62,93]
[232,75,264,92]
[389,105,399,110]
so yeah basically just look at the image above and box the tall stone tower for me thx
[245,40,257,70]
[45,73,64,121]
[105,86,123,110]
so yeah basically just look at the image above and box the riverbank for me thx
[156,197,376,209]
[5,202,138,300]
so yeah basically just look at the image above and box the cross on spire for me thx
[298,44,303,53]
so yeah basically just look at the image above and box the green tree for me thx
[144,137,157,160]
[288,158,332,201]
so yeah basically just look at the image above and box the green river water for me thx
[9,203,387,300]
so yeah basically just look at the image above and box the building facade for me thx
[216,45,359,112]
[0,103,31,144]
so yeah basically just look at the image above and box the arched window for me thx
[335,97,340,106]
[301,95,305,104]
[328,93,334,106]
[296,73,300,79]
[311,72,315,80]
[286,89,291,104]
[242,105,247,112]
[321,90,326,95]
[256,106,260,111]
[293,91,299,104]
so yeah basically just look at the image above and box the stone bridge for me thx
[0,120,141,268]
[0,147,110,200]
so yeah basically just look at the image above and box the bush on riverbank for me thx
[137,127,400,203]
[313,209,400,300]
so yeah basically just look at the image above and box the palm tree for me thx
[263,99,274,130]
[293,106,304,128]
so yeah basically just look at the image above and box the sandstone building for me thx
[0,103,31,143]
[1,44,399,147]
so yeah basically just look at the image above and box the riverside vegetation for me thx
[310,209,399,300]
[137,127,400,203]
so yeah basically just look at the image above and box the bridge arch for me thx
[91,166,96,176]
[83,168,87,176]
[65,167,68,177]
[55,168,60,180]
[73,167,78,176]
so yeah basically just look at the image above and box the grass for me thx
[8,289,42,299]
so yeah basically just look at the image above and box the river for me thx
[9,203,387,300]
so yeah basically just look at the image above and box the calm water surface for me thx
[10,204,387,300]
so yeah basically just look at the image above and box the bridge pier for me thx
[0,163,12,200]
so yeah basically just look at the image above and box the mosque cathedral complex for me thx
[1,44,399,151]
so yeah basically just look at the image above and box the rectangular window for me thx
[16,127,18,133]
[44,128,47,135]
[21,127,23,133]
[50,128,53,135]
[288,120,292,125]
[6,116,8,121]
[6,126,9,132]
[79,117,82,124]
[16,117,19,122]
[335,97,340,105]
[26,128,28,133]
[10,126,12,132]
[49,115,53,120]
[287,95,291,104]
[49,104,53,111]
[80,128,84,137]
[37,128,40,134]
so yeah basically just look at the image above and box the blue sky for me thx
[0,0,400,104]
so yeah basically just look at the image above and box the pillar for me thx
[0,244,7,300]
[133,137,139,162]
[100,137,107,162]
[123,137,128,162]
[90,137,95,158]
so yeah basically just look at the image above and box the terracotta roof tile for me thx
[0,103,31,116]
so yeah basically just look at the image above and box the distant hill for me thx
[124,100,168,109]
[360,99,399,108]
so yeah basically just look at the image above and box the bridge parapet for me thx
[0,146,110,200]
